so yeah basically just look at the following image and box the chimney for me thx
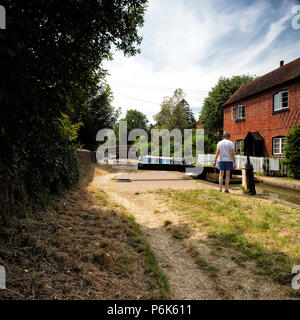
[280,60,284,68]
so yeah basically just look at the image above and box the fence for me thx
[198,154,265,173]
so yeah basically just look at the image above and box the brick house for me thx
[223,57,300,157]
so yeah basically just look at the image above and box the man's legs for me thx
[225,170,230,191]
[219,170,224,191]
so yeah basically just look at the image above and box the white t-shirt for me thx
[217,139,234,162]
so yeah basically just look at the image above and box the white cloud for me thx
[103,0,300,123]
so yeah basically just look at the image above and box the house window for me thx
[236,105,245,120]
[273,91,289,112]
[235,140,244,155]
[273,137,286,155]
[231,105,245,121]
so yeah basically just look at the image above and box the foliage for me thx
[154,89,196,131]
[76,83,120,150]
[204,135,220,154]
[114,109,149,145]
[284,124,300,179]
[123,109,149,132]
[56,113,83,143]
[199,75,255,135]
[0,0,148,220]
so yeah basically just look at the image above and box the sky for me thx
[103,0,300,123]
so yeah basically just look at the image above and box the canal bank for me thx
[204,173,300,206]
[255,182,300,206]
[255,176,300,191]
[254,176,300,206]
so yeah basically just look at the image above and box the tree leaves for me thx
[284,124,300,179]
[154,89,196,131]
[0,0,148,218]
[199,75,255,135]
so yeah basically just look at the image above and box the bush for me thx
[0,120,80,222]
[0,1,147,222]
[204,135,220,154]
[284,124,300,179]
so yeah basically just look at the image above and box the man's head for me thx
[223,131,231,139]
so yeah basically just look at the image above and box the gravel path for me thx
[91,172,220,300]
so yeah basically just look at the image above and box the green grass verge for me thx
[157,189,300,287]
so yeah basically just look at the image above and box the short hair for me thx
[223,131,231,138]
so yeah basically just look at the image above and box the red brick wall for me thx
[223,80,300,157]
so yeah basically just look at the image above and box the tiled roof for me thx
[224,57,300,106]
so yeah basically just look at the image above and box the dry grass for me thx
[0,166,167,300]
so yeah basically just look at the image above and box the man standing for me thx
[213,131,236,193]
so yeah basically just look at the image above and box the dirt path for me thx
[90,168,293,300]
[91,172,220,299]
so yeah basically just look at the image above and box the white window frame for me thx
[235,140,244,155]
[273,91,289,112]
[273,137,286,155]
[236,105,245,120]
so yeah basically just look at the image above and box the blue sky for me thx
[103,0,300,123]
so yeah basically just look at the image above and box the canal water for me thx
[255,183,300,206]
[205,173,300,206]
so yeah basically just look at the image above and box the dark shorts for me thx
[218,161,233,171]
